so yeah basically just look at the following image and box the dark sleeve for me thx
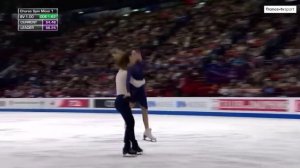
[138,61,146,70]
[131,61,145,80]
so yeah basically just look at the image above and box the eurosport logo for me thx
[0,101,6,107]
[147,101,156,107]
[214,99,288,112]
[58,99,89,108]
[176,101,186,107]
[176,101,208,108]
[104,100,115,108]
[94,99,115,108]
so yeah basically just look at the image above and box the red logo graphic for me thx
[59,99,89,108]
[215,99,288,112]
[295,100,300,112]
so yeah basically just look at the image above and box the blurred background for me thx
[0,0,300,98]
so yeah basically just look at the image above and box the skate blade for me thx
[123,153,137,157]
[136,152,143,155]
[143,137,157,142]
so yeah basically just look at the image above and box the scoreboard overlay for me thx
[18,8,58,31]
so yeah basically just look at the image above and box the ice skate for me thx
[132,140,143,155]
[123,148,137,157]
[143,128,157,142]
[133,146,143,155]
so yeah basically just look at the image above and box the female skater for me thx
[127,49,157,142]
[112,48,143,156]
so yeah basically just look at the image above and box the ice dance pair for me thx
[112,48,156,157]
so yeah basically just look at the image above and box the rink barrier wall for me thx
[0,97,300,119]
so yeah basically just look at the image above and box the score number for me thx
[44,26,57,30]
[44,20,57,24]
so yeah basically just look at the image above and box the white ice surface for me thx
[0,112,300,168]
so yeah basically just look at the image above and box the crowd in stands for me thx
[0,0,299,98]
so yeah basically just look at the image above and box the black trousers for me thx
[115,95,136,147]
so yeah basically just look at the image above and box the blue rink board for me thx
[0,108,300,119]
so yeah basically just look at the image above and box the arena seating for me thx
[0,0,299,97]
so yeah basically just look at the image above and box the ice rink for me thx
[0,112,299,168]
